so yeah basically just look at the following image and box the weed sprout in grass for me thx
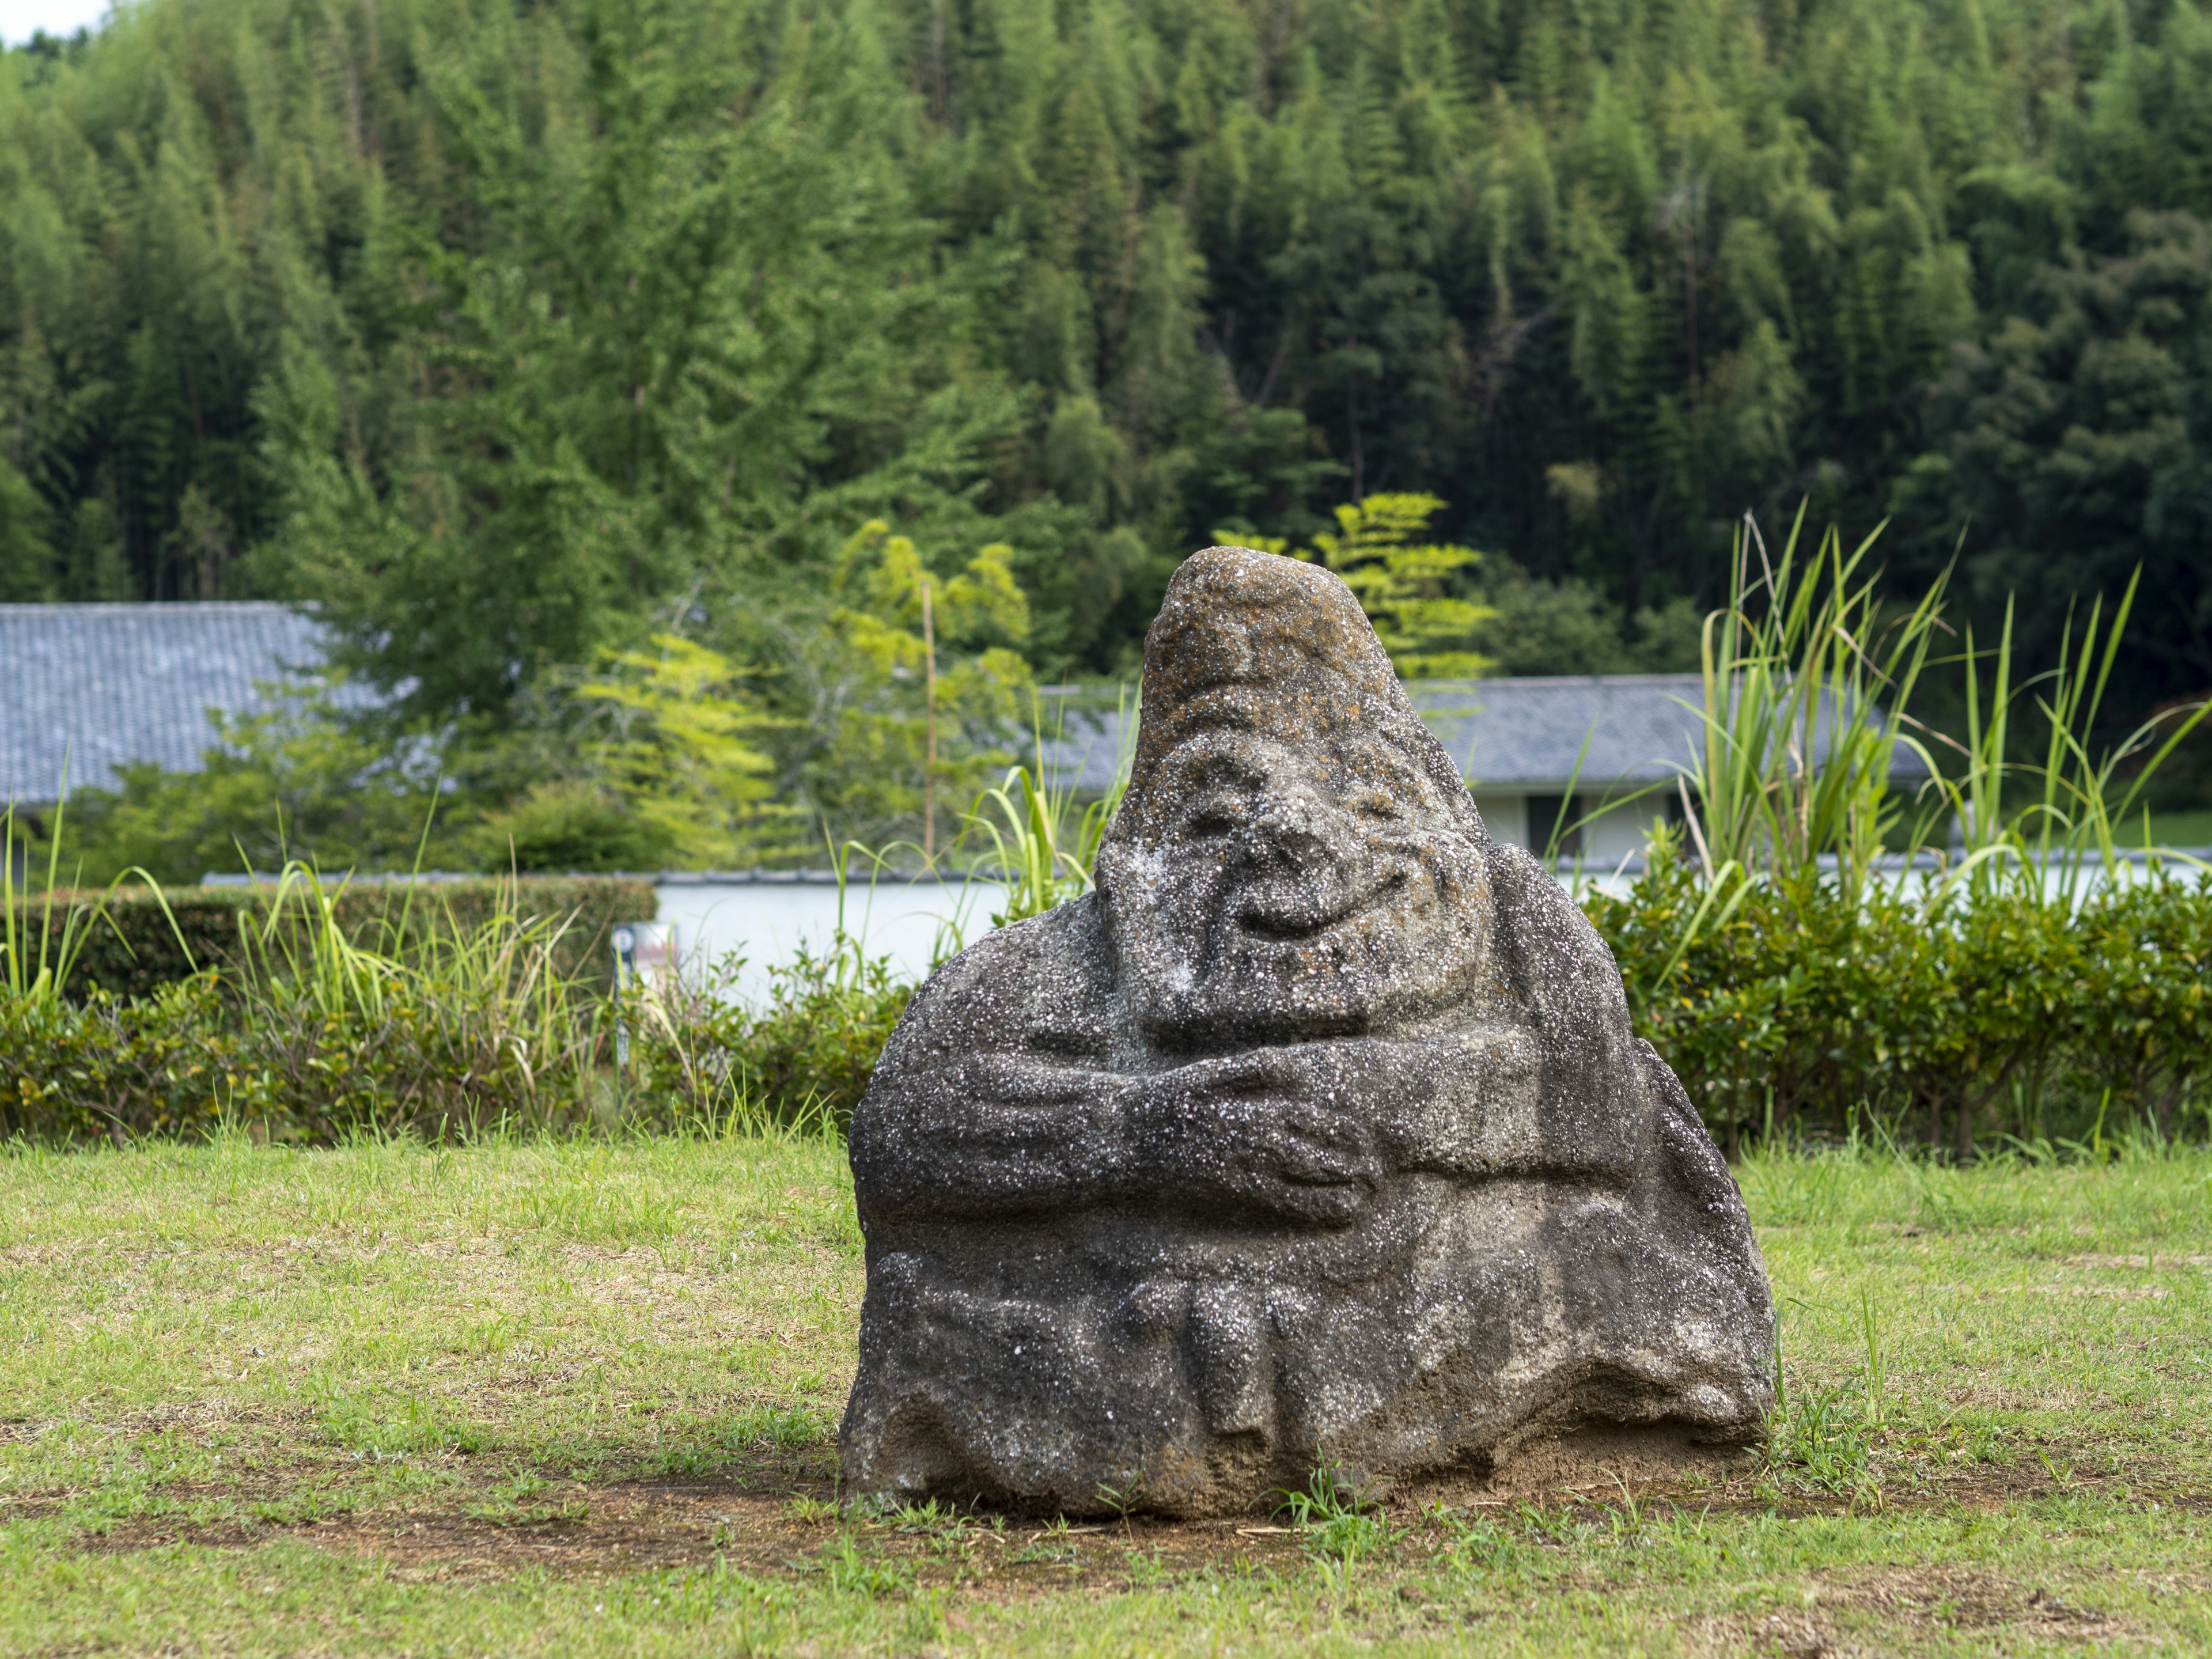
[1092,1475,1144,1529]
[1120,1547,1175,1586]
[1272,1463,1392,1589]
[726,1401,832,1452]
[1756,1283,1902,1509]
[464,1472,587,1527]
[817,1535,911,1600]
[1858,1283,1889,1427]
[1423,1505,1527,1580]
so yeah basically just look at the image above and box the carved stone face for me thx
[1099,713,1493,1046]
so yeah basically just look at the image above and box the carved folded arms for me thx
[849,1019,1641,1226]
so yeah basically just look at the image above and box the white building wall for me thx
[1469,793,1528,848]
[1580,793,1672,866]
[652,878,1007,1010]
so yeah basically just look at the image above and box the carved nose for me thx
[1243,787,1358,872]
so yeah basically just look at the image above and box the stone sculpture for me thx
[840,546,1775,1517]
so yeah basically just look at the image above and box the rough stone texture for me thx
[840,546,1775,1517]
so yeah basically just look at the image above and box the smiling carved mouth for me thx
[1234,866,1410,940]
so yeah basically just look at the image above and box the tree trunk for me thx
[2157,1077,2183,1142]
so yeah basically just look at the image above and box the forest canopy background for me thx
[6,0,2212,868]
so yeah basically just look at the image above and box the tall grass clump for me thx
[0,844,620,1143]
[960,759,1126,927]
[899,688,1135,930]
[1919,573,2212,903]
[222,863,609,1138]
[2,802,101,1010]
[1684,507,1949,903]
[1602,510,2212,1158]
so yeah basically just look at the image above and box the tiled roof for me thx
[0,603,343,801]
[1416,675,1710,788]
[1037,674,1927,793]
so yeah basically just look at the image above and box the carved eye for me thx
[1184,797,1242,838]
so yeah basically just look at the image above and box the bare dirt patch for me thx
[51,1446,2128,1592]
[77,1464,1317,1590]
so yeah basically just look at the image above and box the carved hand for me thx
[1119,1046,1391,1225]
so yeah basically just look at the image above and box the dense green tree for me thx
[7,0,2212,729]
[1896,210,2212,685]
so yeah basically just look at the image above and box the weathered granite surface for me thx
[840,546,1775,1516]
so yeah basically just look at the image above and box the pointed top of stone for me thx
[1113,545,1479,847]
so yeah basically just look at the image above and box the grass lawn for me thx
[1,1134,2207,1656]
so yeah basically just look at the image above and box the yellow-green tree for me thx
[814,521,1037,855]
[575,635,797,868]
[1231,494,1497,678]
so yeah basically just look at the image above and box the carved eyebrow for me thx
[1165,704,1257,741]
[1166,745,1266,789]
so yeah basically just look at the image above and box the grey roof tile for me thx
[0,603,342,801]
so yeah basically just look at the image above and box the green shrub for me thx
[2,976,244,1142]
[0,868,624,1144]
[7,876,656,999]
[627,933,911,1136]
[0,971,601,1145]
[1588,847,2212,1155]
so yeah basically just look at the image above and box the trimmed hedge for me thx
[1,877,655,1143]
[10,877,657,999]
[1590,855,2212,1155]
[1,969,608,1144]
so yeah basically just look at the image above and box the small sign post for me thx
[611,925,638,1118]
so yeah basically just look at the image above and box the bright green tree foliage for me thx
[1240,493,1497,677]
[802,520,1037,849]
[574,637,795,868]
[6,0,2212,716]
